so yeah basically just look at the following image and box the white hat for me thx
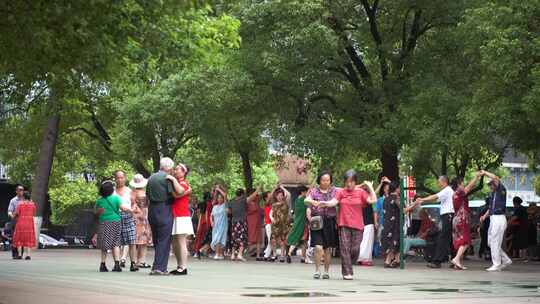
[129,174,148,189]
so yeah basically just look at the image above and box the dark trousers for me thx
[433,213,453,264]
[339,227,363,276]
[148,202,173,272]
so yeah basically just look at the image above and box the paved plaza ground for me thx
[1,249,539,304]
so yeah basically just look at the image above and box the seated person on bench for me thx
[403,208,433,255]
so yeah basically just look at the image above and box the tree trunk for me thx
[239,150,254,192]
[31,114,60,217]
[380,145,399,182]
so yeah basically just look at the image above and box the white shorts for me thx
[171,217,194,236]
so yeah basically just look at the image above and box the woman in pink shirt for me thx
[318,170,377,280]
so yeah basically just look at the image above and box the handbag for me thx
[310,215,324,231]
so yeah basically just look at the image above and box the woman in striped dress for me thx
[96,180,133,272]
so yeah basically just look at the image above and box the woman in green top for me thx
[95,180,133,272]
[286,185,309,263]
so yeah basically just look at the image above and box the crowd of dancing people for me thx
[4,157,540,279]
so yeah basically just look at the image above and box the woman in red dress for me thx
[450,172,481,270]
[13,191,36,260]
[246,187,263,260]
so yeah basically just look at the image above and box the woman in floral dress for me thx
[270,185,291,263]
[130,174,152,268]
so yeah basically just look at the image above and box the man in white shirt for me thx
[415,176,455,268]
[7,185,25,259]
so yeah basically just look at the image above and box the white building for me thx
[502,152,540,203]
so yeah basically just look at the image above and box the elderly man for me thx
[146,158,184,275]
[480,170,512,271]
[8,185,25,259]
[415,176,455,268]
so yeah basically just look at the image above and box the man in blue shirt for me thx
[479,170,512,271]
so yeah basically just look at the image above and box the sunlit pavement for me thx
[1,249,539,304]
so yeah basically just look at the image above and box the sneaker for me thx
[343,275,353,280]
[286,256,292,264]
[24,256,31,260]
[313,272,321,279]
[322,273,330,280]
[486,265,501,272]
[501,260,512,270]
[300,258,306,264]
[427,262,441,269]
[279,257,285,263]
[305,257,314,264]
[170,267,188,275]
[120,259,126,268]
[193,253,199,258]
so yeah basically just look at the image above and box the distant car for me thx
[39,233,69,248]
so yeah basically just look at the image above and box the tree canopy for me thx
[1,0,539,224]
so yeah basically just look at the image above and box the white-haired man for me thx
[146,157,184,275]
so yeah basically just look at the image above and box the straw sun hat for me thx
[129,174,148,188]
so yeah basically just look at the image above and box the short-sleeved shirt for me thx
[146,171,174,204]
[437,186,455,215]
[228,197,247,222]
[8,196,22,215]
[335,188,369,230]
[95,195,122,222]
[172,180,190,217]
[489,183,507,215]
[308,186,338,217]
[114,187,132,209]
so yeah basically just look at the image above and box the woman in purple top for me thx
[304,171,339,280]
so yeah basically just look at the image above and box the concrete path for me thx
[1,249,539,304]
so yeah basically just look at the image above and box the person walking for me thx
[449,173,481,270]
[95,181,133,272]
[286,185,309,263]
[7,185,25,259]
[12,191,36,260]
[170,164,193,275]
[114,170,138,271]
[210,185,228,260]
[129,174,152,269]
[304,171,339,279]
[479,170,512,271]
[415,176,455,268]
[318,170,377,280]
[146,157,184,275]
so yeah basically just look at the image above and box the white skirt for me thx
[171,216,194,236]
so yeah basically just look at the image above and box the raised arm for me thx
[280,185,291,204]
[481,170,500,186]
[464,171,482,195]
[364,181,377,204]
[247,186,260,202]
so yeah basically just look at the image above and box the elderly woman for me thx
[114,170,138,271]
[130,174,152,268]
[12,191,36,260]
[381,181,401,268]
[96,180,133,272]
[450,173,481,270]
[210,185,228,260]
[318,170,377,280]
[270,185,291,263]
[170,164,193,275]
[304,171,339,279]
